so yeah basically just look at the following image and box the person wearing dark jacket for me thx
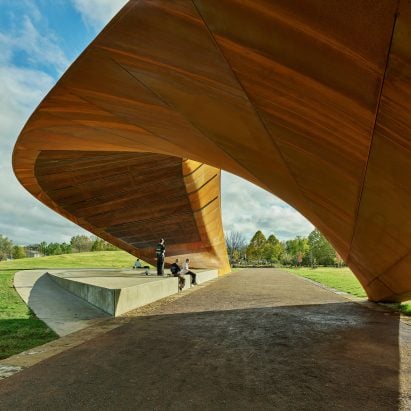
[155,238,166,276]
[170,258,185,291]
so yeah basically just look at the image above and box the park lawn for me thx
[0,251,145,360]
[0,250,139,270]
[285,266,367,298]
[285,266,411,315]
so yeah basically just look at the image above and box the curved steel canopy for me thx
[13,0,411,301]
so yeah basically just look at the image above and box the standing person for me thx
[155,238,166,276]
[181,258,197,285]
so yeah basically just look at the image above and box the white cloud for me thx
[221,172,314,241]
[0,5,89,245]
[0,63,91,244]
[72,0,129,30]
[0,66,54,143]
[0,16,69,73]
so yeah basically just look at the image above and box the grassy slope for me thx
[0,250,138,270]
[0,251,140,360]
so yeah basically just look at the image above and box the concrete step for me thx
[48,269,218,316]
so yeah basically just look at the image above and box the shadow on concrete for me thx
[22,272,109,337]
[0,301,401,410]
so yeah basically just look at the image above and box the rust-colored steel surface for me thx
[13,0,411,301]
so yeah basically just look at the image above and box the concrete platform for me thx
[48,269,218,316]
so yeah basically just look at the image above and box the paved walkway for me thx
[1,269,410,410]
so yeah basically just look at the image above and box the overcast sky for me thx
[0,0,314,245]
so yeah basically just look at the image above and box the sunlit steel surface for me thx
[13,0,411,301]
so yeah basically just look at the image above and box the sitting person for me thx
[133,258,150,275]
[180,258,197,285]
[133,258,142,269]
[170,258,185,291]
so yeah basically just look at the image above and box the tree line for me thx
[1,228,343,267]
[0,234,118,261]
[225,229,344,267]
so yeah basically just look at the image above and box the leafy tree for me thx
[247,230,267,262]
[27,236,115,255]
[39,241,48,255]
[30,241,67,256]
[285,236,309,266]
[0,235,13,261]
[280,251,293,266]
[91,238,105,252]
[46,243,63,255]
[70,235,93,253]
[60,243,72,254]
[307,229,336,266]
[263,234,284,263]
[91,237,118,251]
[12,245,26,259]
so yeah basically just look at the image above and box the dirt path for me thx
[0,269,409,410]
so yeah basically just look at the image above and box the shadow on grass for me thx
[0,316,57,360]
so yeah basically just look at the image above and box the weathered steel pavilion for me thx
[13,0,411,301]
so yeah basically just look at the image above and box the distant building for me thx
[26,249,42,258]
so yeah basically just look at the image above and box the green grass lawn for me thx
[0,269,58,359]
[0,250,138,270]
[285,266,367,298]
[285,266,411,315]
[0,251,141,360]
